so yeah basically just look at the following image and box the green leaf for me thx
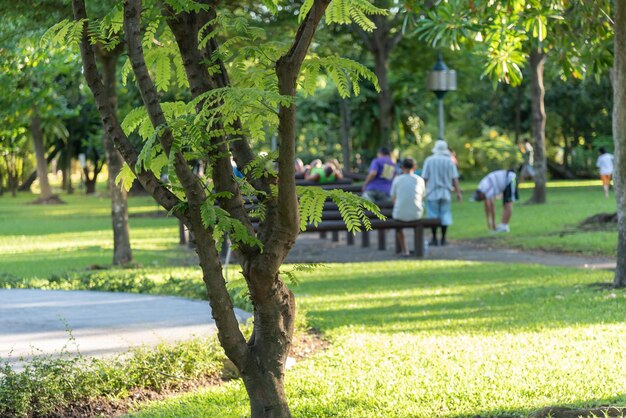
[115,163,136,192]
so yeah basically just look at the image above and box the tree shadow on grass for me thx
[296,261,620,334]
[445,396,626,418]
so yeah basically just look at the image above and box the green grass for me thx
[0,192,186,278]
[130,261,626,418]
[0,182,621,417]
[451,180,617,256]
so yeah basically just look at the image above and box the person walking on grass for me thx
[596,147,614,198]
[390,157,425,256]
[421,140,462,246]
[362,147,397,204]
[473,169,518,233]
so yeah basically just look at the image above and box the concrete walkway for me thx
[0,289,250,368]
[1,232,614,369]
[285,230,616,270]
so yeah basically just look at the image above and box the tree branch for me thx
[123,0,248,365]
[163,2,270,197]
[261,0,330,275]
[71,0,188,224]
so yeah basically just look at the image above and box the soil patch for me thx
[531,406,626,417]
[29,195,65,205]
[129,211,167,218]
[578,212,618,230]
[41,329,328,418]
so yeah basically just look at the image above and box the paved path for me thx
[0,289,250,368]
[285,231,616,270]
[1,231,613,369]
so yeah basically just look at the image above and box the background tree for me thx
[415,0,613,203]
[614,2,626,288]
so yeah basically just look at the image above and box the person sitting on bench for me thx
[390,157,425,256]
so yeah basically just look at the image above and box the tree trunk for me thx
[64,140,74,194]
[613,1,626,287]
[31,112,54,200]
[514,85,522,143]
[84,173,98,194]
[18,145,62,192]
[528,49,547,204]
[339,97,352,172]
[372,32,392,149]
[100,51,133,266]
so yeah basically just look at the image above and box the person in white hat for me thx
[421,140,462,246]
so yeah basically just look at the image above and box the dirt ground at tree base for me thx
[280,230,616,270]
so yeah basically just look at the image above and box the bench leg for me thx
[378,229,386,250]
[320,231,327,239]
[362,230,370,247]
[347,232,355,245]
[414,226,424,257]
[332,231,339,242]
[395,228,401,253]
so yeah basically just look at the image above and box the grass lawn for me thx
[451,180,617,257]
[0,191,185,279]
[0,181,622,417]
[129,261,625,417]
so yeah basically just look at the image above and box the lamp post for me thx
[427,52,457,140]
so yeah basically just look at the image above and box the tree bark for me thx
[30,112,54,200]
[18,144,61,192]
[340,97,352,172]
[99,50,133,266]
[528,49,547,204]
[353,12,402,150]
[613,1,626,288]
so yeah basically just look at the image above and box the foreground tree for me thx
[59,0,382,414]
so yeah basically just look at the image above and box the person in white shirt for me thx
[390,158,425,256]
[596,147,614,198]
[472,170,518,233]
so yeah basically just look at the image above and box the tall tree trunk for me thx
[354,12,402,151]
[18,144,61,192]
[100,51,133,266]
[340,97,352,172]
[64,140,74,194]
[373,43,392,149]
[528,49,547,204]
[613,1,626,288]
[514,86,522,143]
[30,111,54,200]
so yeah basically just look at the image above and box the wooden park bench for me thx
[310,201,440,257]
[248,181,441,258]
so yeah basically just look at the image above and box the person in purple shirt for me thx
[361,147,397,204]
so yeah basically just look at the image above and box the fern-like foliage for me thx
[300,0,387,32]
[301,56,380,98]
[191,87,292,141]
[280,263,326,286]
[115,163,137,192]
[297,187,385,233]
[241,150,279,180]
[200,198,262,251]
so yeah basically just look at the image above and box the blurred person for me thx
[362,147,396,204]
[596,147,614,198]
[390,157,425,256]
[472,169,518,233]
[421,140,462,246]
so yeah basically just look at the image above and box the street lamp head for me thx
[427,52,457,98]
